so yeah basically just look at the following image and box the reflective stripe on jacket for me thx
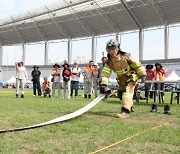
[101,52,146,85]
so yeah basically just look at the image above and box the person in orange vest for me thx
[82,60,94,98]
[51,63,62,98]
[154,63,166,95]
[100,39,146,118]
[42,77,51,97]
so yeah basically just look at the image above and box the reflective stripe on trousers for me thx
[121,81,138,111]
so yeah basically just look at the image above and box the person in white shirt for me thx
[82,60,94,99]
[70,62,81,98]
[15,61,28,98]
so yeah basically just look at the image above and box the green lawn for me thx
[0,89,179,154]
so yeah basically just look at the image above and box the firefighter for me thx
[100,39,147,118]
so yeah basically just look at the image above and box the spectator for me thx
[70,62,80,98]
[92,63,99,98]
[15,61,28,98]
[145,64,154,99]
[82,60,94,98]
[62,62,71,98]
[42,77,51,97]
[98,57,107,84]
[51,63,62,98]
[31,65,42,96]
[154,63,166,95]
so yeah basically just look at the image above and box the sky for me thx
[0,0,180,65]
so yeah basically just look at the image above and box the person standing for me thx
[62,62,71,98]
[98,57,107,81]
[82,60,94,99]
[154,63,166,95]
[92,63,99,98]
[31,65,42,96]
[100,39,146,118]
[51,63,62,98]
[145,64,154,99]
[70,62,80,98]
[15,61,28,98]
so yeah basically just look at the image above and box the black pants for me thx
[33,79,42,96]
[70,81,79,97]
[145,83,153,98]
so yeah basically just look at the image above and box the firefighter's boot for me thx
[115,107,130,118]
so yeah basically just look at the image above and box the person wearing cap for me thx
[62,62,71,98]
[15,61,28,98]
[70,62,80,98]
[154,63,166,95]
[92,63,99,98]
[31,65,42,96]
[100,39,146,118]
[51,63,62,98]
[82,60,94,99]
[145,64,154,99]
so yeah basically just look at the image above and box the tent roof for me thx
[0,0,180,45]
[5,76,16,83]
[165,71,180,81]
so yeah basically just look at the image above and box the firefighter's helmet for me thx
[106,39,120,51]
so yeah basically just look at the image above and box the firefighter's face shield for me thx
[107,46,119,57]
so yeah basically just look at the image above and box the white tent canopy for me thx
[164,71,180,81]
[5,76,16,84]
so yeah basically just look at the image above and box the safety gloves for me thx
[100,85,111,95]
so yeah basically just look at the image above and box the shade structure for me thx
[0,0,180,45]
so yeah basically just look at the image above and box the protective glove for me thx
[100,85,107,94]
[140,75,147,83]
[100,85,111,94]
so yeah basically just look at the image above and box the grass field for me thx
[0,89,179,154]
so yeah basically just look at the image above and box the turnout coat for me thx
[101,52,146,89]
